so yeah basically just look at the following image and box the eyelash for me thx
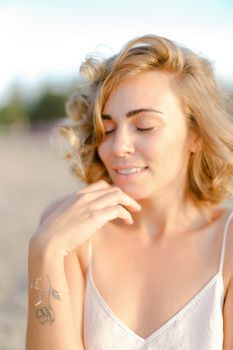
[105,127,155,135]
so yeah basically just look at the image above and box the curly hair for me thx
[51,34,233,208]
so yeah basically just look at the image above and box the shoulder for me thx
[225,207,233,277]
[223,207,233,347]
[39,194,70,226]
[222,206,233,299]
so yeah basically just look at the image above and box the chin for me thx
[113,182,153,200]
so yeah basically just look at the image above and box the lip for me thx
[113,167,148,180]
[113,166,148,170]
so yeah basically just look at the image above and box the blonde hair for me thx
[51,34,233,208]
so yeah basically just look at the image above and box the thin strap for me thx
[87,238,93,270]
[219,208,233,273]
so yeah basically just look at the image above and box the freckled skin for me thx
[97,71,197,201]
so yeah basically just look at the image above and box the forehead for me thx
[103,71,177,115]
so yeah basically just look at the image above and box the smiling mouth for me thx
[114,167,148,176]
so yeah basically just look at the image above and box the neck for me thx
[125,195,218,241]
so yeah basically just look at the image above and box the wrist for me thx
[29,233,65,265]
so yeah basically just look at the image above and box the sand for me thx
[0,126,79,350]
[1,125,232,350]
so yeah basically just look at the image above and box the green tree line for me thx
[0,87,67,129]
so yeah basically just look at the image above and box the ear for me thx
[189,130,201,153]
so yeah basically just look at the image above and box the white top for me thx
[83,208,233,350]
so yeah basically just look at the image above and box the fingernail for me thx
[131,207,140,212]
[128,216,134,224]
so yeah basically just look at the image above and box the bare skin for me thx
[26,70,233,349]
[26,180,141,350]
[93,71,233,345]
[32,192,233,346]
[78,206,233,338]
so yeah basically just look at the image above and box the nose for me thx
[111,127,135,157]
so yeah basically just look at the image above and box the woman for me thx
[26,35,233,349]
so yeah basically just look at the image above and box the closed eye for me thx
[105,127,155,135]
[137,127,155,132]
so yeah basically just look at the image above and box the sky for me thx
[0,0,232,105]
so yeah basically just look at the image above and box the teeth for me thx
[117,167,145,175]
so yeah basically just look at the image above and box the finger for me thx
[88,189,141,212]
[91,205,134,226]
[74,180,111,195]
[58,181,114,211]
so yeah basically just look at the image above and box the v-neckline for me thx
[87,266,223,344]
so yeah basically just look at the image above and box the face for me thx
[97,71,197,200]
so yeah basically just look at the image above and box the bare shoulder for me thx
[225,207,233,279]
[39,194,70,225]
[223,207,233,349]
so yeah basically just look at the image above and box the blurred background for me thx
[0,0,232,349]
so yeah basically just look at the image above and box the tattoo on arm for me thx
[29,275,69,325]
[36,305,55,325]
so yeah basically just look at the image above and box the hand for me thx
[31,180,141,257]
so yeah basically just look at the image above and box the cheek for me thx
[156,130,190,168]
[97,141,109,165]
[144,131,187,163]
[137,138,156,159]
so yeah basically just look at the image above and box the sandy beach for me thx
[0,126,79,350]
[1,125,232,350]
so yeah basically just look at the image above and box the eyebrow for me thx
[101,108,163,120]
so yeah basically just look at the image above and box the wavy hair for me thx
[51,34,233,208]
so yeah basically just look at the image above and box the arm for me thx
[26,181,140,349]
[26,203,86,350]
[223,218,233,350]
[223,277,233,349]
